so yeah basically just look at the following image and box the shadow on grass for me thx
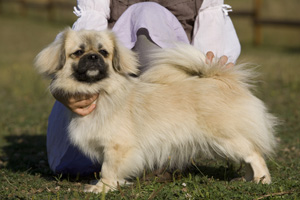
[1,134,52,176]
[1,134,241,184]
[185,161,241,182]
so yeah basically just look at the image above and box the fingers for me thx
[68,94,99,116]
[225,62,235,68]
[219,56,234,68]
[73,103,96,116]
[206,52,227,65]
[219,56,228,66]
[68,94,98,105]
[205,51,214,64]
[52,92,99,116]
[206,51,234,68]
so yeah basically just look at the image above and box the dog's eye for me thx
[99,49,109,57]
[72,50,84,57]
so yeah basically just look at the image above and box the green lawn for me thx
[0,4,300,199]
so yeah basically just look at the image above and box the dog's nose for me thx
[88,54,99,61]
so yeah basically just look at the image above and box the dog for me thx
[35,28,277,193]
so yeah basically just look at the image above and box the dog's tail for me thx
[140,44,257,89]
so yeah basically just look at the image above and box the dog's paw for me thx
[84,181,112,194]
[253,175,271,184]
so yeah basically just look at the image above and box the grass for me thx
[1,2,300,199]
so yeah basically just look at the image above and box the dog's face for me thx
[35,28,138,94]
[67,30,111,84]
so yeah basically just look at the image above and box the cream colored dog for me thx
[35,28,277,193]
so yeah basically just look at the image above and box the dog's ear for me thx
[109,32,139,76]
[34,28,70,79]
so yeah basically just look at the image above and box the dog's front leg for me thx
[84,143,142,193]
[84,177,119,194]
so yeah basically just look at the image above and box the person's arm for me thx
[192,0,241,64]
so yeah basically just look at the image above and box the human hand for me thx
[53,92,99,116]
[205,51,234,68]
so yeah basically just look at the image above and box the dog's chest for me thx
[68,112,123,149]
[68,115,104,149]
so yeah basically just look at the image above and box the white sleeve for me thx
[72,0,110,31]
[192,0,241,63]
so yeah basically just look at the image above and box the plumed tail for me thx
[141,44,258,89]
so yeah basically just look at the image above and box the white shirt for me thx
[72,0,241,63]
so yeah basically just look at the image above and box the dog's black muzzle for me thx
[73,53,108,83]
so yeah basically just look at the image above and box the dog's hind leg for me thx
[244,151,271,184]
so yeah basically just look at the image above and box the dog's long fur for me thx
[35,29,277,193]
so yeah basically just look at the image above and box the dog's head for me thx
[34,28,139,94]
